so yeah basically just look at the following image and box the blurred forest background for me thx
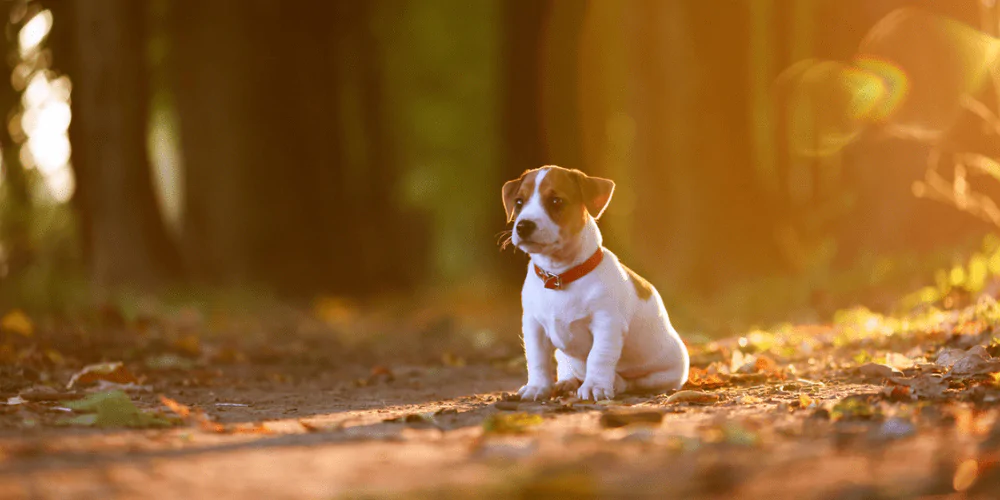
[3,0,1000,337]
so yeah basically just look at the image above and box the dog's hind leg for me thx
[626,366,687,393]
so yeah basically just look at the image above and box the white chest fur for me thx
[518,247,690,400]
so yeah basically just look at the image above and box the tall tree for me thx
[64,0,181,289]
[497,0,549,279]
[170,0,256,286]
[0,2,32,283]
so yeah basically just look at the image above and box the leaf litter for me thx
[12,292,1000,497]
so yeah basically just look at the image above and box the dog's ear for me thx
[575,172,615,219]
[502,177,522,223]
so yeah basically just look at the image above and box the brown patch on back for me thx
[622,264,654,301]
[537,166,588,235]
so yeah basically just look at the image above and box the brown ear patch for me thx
[622,265,653,301]
[502,170,540,222]
[575,173,615,219]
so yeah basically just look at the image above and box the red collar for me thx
[534,248,604,290]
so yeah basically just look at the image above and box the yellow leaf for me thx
[1,310,34,337]
[954,459,978,492]
[482,412,543,434]
[799,394,816,409]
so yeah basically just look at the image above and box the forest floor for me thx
[4,297,1000,498]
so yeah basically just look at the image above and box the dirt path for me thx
[2,358,998,499]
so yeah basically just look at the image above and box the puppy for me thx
[503,165,690,401]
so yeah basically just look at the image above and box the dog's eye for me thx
[550,197,563,206]
[515,199,523,208]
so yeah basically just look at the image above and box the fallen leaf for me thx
[0,310,33,337]
[858,362,903,379]
[159,395,268,434]
[60,391,173,428]
[666,390,720,404]
[599,411,663,428]
[67,362,139,389]
[906,375,948,399]
[949,346,1000,376]
[159,395,191,418]
[160,395,220,431]
[937,348,967,368]
[885,352,915,371]
[596,399,627,406]
[753,355,781,375]
[799,394,816,409]
[882,384,913,401]
[684,368,728,389]
[954,459,979,492]
[482,412,543,434]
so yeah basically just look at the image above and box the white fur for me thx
[513,173,689,401]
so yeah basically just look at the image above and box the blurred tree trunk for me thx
[248,1,345,295]
[65,0,181,289]
[350,2,424,293]
[0,5,31,281]
[497,0,548,278]
[539,0,586,168]
[172,1,393,296]
[625,1,700,290]
[171,0,255,285]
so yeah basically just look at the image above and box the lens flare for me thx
[779,60,888,156]
[852,56,909,123]
[860,7,1000,139]
[779,7,1000,156]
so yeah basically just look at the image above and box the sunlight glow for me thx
[781,8,1000,157]
[851,57,909,122]
[16,14,74,204]
[18,10,52,57]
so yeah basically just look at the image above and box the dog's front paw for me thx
[517,383,554,401]
[577,379,615,401]
[554,378,582,395]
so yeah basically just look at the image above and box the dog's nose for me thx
[516,220,536,238]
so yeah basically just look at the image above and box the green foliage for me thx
[377,0,500,282]
[482,412,543,435]
[0,169,86,313]
[60,390,175,428]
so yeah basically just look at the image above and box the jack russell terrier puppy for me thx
[503,165,690,401]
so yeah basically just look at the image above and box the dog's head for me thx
[502,166,615,256]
